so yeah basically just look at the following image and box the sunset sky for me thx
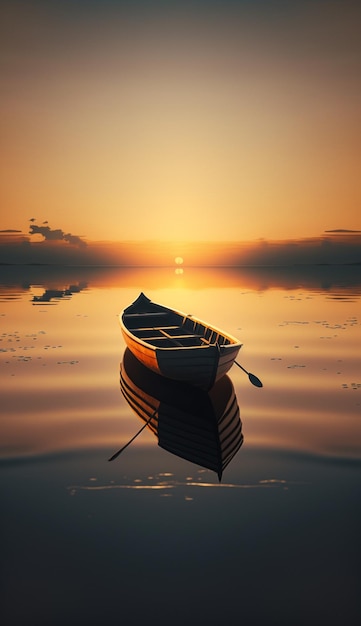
[1,0,360,244]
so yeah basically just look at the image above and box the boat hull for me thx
[120,293,242,390]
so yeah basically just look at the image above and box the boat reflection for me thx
[120,348,243,480]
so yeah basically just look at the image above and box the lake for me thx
[1,265,360,626]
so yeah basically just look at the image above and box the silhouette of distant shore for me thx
[0,234,360,267]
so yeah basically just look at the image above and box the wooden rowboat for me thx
[119,292,242,390]
[120,348,243,480]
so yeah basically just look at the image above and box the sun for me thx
[174,256,184,265]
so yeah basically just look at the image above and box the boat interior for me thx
[123,310,232,348]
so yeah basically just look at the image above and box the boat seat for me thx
[159,334,197,340]
[134,325,179,331]
[139,336,173,342]
[123,312,169,317]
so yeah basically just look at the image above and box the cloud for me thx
[325,229,361,234]
[64,233,87,247]
[29,224,87,247]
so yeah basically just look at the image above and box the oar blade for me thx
[249,373,263,388]
[108,449,123,462]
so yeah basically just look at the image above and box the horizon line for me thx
[1,261,360,268]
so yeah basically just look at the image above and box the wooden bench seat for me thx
[123,311,169,317]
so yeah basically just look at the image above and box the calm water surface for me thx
[1,266,360,626]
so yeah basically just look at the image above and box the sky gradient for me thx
[1,0,361,243]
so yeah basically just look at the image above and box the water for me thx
[1,265,360,626]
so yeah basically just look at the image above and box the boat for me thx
[119,348,243,480]
[119,292,242,390]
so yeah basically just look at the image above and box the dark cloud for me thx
[64,233,87,247]
[29,224,87,248]
[325,229,361,234]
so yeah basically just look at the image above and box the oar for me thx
[234,361,263,387]
[108,409,157,462]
